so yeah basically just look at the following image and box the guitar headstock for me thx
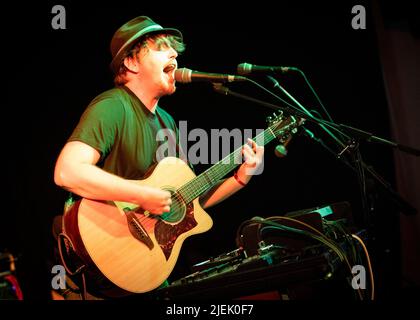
[266,111,305,143]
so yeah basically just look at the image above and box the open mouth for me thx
[163,64,176,74]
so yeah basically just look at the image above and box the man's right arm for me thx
[54,141,171,214]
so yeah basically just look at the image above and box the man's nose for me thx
[168,47,178,59]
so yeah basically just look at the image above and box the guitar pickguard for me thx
[154,202,197,260]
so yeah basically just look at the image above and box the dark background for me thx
[2,0,419,300]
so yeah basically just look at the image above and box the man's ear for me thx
[123,56,139,73]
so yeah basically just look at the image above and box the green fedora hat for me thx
[110,16,183,73]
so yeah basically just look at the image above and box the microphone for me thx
[274,144,288,158]
[237,62,298,75]
[175,67,247,83]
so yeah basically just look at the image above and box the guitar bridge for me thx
[123,208,154,250]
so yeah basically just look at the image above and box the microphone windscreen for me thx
[174,68,192,83]
[237,63,252,75]
[275,144,288,158]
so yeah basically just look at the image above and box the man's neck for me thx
[125,82,158,113]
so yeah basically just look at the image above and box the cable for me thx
[295,68,334,123]
[283,68,348,142]
[256,216,364,300]
[324,220,360,266]
[267,217,344,259]
[246,77,350,152]
[4,274,23,300]
[259,218,347,269]
[217,78,351,145]
[314,119,352,141]
[244,77,352,147]
[244,77,312,118]
[351,233,375,300]
[352,146,370,228]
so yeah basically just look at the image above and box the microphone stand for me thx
[269,77,420,222]
[335,124,419,216]
[213,83,325,125]
[213,83,301,114]
[212,83,418,217]
[304,127,417,216]
[338,124,420,157]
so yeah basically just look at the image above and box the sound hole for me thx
[160,189,186,224]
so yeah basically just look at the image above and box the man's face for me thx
[136,36,179,97]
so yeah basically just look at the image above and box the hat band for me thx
[114,24,164,61]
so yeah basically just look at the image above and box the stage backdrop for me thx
[2,0,418,299]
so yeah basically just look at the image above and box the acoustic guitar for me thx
[63,112,303,294]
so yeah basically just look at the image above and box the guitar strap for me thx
[57,194,88,299]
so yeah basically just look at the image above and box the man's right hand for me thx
[137,186,172,214]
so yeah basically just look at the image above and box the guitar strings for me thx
[140,124,276,222]
[136,120,283,223]
[179,123,279,203]
[178,125,275,202]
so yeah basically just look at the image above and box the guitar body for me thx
[69,157,213,294]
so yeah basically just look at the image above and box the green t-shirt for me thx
[69,85,182,179]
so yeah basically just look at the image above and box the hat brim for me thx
[110,27,183,74]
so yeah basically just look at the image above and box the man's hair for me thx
[113,34,185,86]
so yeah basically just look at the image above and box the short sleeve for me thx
[68,95,125,160]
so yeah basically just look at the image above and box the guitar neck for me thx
[177,126,277,203]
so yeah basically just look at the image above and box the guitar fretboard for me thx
[177,125,279,203]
